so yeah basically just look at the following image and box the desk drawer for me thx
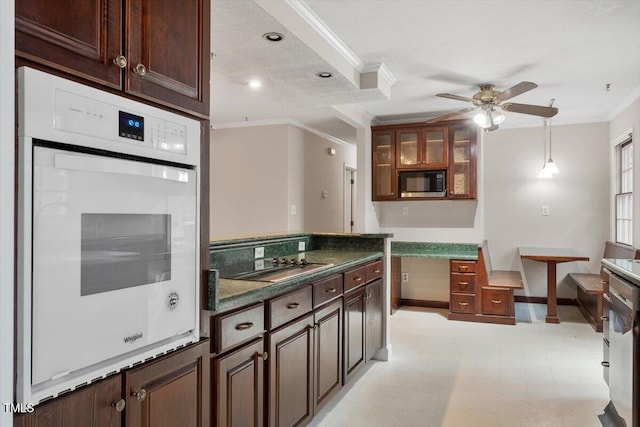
[214,302,265,354]
[482,287,513,316]
[451,260,476,274]
[451,274,476,294]
[365,260,383,283]
[313,274,343,308]
[450,294,475,314]
[268,285,313,330]
[344,266,367,292]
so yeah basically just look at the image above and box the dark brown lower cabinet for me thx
[213,338,265,427]
[14,374,123,427]
[343,288,366,382]
[365,279,384,361]
[267,314,314,427]
[313,299,343,414]
[124,340,210,427]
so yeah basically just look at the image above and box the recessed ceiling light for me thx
[316,72,333,78]
[248,80,262,89]
[263,32,284,42]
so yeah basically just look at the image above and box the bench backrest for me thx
[602,240,640,260]
[478,240,492,286]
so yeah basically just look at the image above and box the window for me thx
[616,139,633,245]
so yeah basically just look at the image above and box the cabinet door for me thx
[365,279,384,361]
[125,340,210,427]
[15,0,123,89]
[214,338,265,427]
[126,0,210,117]
[448,125,477,199]
[14,375,123,427]
[422,127,448,168]
[396,129,420,169]
[313,299,343,414]
[343,288,366,382]
[268,314,314,427]
[372,130,396,200]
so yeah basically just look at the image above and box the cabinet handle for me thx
[601,361,610,367]
[132,389,147,402]
[491,299,502,304]
[600,280,607,284]
[353,276,363,282]
[113,55,127,69]
[325,287,337,293]
[287,302,300,309]
[257,351,269,361]
[458,282,469,289]
[458,302,469,306]
[235,322,254,330]
[111,398,126,412]
[601,316,609,321]
[373,269,381,274]
[458,265,469,272]
[133,63,147,76]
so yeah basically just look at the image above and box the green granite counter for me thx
[391,241,478,260]
[211,250,383,313]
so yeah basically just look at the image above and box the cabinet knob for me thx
[112,398,126,412]
[257,351,269,361]
[132,389,147,402]
[458,302,469,306]
[113,55,128,69]
[133,63,147,76]
[324,287,337,294]
[235,322,254,330]
[491,299,502,304]
[286,302,300,309]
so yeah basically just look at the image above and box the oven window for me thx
[81,213,171,296]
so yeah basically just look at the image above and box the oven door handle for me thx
[54,152,190,183]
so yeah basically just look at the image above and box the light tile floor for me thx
[310,303,610,427]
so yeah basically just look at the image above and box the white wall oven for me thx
[17,68,201,404]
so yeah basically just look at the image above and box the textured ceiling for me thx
[211,0,640,143]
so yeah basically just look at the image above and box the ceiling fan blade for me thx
[495,81,537,102]
[425,107,476,123]
[436,93,475,103]
[501,102,558,118]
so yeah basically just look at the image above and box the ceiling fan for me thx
[426,81,558,131]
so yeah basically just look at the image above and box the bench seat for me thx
[488,270,523,289]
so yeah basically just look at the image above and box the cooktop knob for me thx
[291,259,298,266]
[300,258,308,266]
[272,257,279,264]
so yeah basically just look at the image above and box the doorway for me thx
[344,166,357,233]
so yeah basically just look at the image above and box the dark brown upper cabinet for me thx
[15,0,210,118]
[396,127,448,169]
[372,129,397,200]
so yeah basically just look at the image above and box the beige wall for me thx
[484,122,610,298]
[209,124,356,239]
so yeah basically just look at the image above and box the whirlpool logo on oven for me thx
[123,332,143,344]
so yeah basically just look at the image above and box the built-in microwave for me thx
[399,170,446,198]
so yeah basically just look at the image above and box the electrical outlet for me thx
[542,205,550,216]
[290,204,297,215]
[298,241,305,251]
[402,206,409,216]
[254,246,264,259]
[402,272,409,283]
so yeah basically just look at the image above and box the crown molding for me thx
[607,84,640,121]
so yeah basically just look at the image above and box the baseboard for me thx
[514,296,578,306]
[400,299,449,309]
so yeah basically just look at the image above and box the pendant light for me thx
[538,119,552,179]
[544,117,559,175]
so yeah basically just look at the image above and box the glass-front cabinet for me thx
[448,125,476,199]
[371,120,477,201]
[372,130,396,200]
[396,128,448,169]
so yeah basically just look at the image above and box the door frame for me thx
[343,165,357,233]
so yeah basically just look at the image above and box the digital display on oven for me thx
[119,111,144,141]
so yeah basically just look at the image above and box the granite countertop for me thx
[602,258,640,285]
[211,249,383,313]
[210,232,393,248]
[391,241,478,260]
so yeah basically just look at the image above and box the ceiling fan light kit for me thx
[430,81,559,131]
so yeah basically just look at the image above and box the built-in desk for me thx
[390,242,478,313]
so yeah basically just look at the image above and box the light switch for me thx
[402,206,409,216]
[254,247,264,259]
[298,241,306,251]
[290,204,297,215]
[542,205,550,216]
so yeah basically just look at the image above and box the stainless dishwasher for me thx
[607,273,639,427]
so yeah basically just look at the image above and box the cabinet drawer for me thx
[344,266,367,292]
[313,274,344,308]
[450,294,475,314]
[451,260,476,274]
[214,303,265,354]
[365,260,383,283]
[268,285,313,330]
[450,274,476,294]
[482,287,513,316]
